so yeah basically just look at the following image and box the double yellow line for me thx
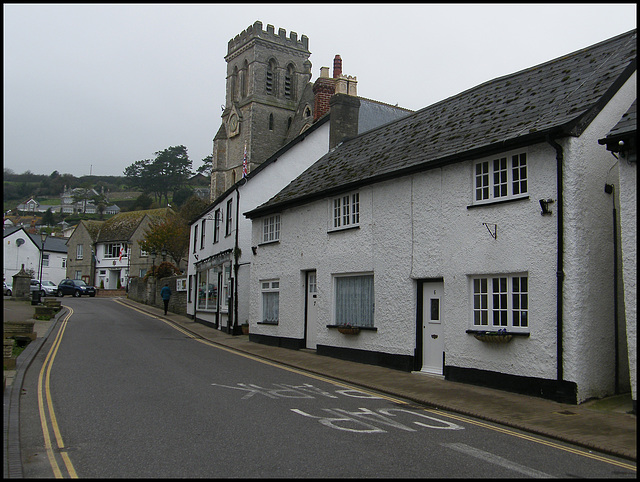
[37,306,78,478]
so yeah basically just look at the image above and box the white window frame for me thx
[329,192,360,231]
[262,215,281,243]
[76,244,83,260]
[104,243,127,259]
[260,279,280,324]
[193,225,198,253]
[473,151,528,204]
[213,209,221,243]
[225,199,233,237]
[333,273,374,328]
[470,273,529,332]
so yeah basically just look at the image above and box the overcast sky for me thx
[3,3,637,178]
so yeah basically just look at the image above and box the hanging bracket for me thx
[482,222,497,240]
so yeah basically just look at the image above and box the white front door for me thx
[305,271,318,349]
[422,281,444,375]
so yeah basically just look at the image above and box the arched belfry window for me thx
[284,63,295,100]
[269,113,274,131]
[241,60,249,98]
[232,66,239,101]
[266,59,277,95]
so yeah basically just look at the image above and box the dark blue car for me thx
[57,279,97,297]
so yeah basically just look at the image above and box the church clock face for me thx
[228,114,239,136]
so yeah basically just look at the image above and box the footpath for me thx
[3,297,636,478]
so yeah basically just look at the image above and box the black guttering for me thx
[188,114,331,226]
[546,134,565,384]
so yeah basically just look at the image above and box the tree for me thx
[124,145,193,205]
[132,193,153,210]
[179,195,209,223]
[139,214,189,268]
[138,196,208,268]
[171,187,194,208]
[42,208,56,227]
[196,154,213,177]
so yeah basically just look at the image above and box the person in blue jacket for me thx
[161,283,172,315]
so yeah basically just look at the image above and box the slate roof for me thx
[69,208,173,243]
[34,234,69,253]
[247,29,636,218]
[599,99,636,146]
[358,98,412,133]
[96,208,173,242]
[3,226,68,253]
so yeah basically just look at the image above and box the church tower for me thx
[211,21,312,199]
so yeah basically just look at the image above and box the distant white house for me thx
[3,226,68,284]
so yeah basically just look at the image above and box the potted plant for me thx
[337,323,360,335]
[241,321,249,335]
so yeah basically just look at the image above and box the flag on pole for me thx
[118,246,124,262]
[242,143,248,178]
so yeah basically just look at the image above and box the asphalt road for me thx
[18,298,637,478]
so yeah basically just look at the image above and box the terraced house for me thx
[66,208,173,289]
[245,30,637,406]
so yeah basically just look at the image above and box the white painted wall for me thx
[187,122,330,326]
[249,74,636,403]
[250,144,559,377]
[3,229,67,284]
[560,73,636,402]
[618,145,637,404]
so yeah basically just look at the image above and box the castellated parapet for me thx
[227,20,309,56]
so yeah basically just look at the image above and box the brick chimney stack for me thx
[313,66,335,121]
[332,54,342,78]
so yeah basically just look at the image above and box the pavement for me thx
[3,296,637,478]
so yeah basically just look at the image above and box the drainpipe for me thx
[546,135,564,383]
[605,182,619,394]
[232,181,245,334]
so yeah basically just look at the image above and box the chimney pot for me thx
[333,55,342,78]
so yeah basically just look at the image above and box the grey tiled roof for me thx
[247,29,636,218]
[358,98,413,133]
[602,99,637,139]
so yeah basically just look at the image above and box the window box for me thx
[328,324,377,333]
[466,329,529,343]
[474,332,513,343]
[337,326,360,335]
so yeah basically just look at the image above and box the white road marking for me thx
[442,442,554,478]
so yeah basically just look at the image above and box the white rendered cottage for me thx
[246,30,637,404]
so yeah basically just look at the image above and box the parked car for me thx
[4,281,12,296]
[57,279,97,297]
[30,279,46,297]
[40,280,58,297]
